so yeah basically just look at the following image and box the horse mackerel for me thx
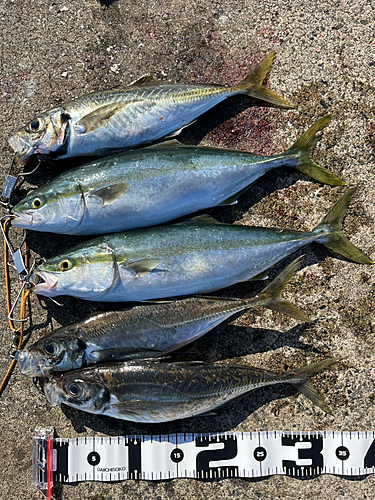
[43,358,340,423]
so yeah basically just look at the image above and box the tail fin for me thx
[255,256,310,322]
[312,187,373,264]
[282,358,341,413]
[238,51,292,108]
[286,116,346,186]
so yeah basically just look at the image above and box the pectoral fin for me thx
[111,400,146,417]
[75,102,135,134]
[89,183,129,206]
[120,258,163,277]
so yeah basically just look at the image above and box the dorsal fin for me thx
[127,74,154,86]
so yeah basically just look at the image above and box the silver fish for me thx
[30,188,373,302]
[11,116,346,235]
[18,258,309,377]
[9,52,291,166]
[43,358,339,422]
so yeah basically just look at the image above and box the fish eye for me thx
[32,197,44,209]
[43,341,56,356]
[27,117,43,133]
[67,382,83,398]
[57,259,73,272]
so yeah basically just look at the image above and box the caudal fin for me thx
[312,187,374,264]
[237,51,292,108]
[256,256,310,322]
[286,116,346,186]
[282,358,341,413]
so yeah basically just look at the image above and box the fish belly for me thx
[104,395,243,423]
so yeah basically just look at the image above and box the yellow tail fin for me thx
[237,51,292,108]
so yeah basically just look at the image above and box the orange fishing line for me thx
[0,218,31,394]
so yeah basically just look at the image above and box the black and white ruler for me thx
[32,428,375,499]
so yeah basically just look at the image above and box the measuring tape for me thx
[33,427,375,499]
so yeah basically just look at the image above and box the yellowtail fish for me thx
[9,52,291,166]
[11,116,346,235]
[43,358,339,422]
[30,188,372,302]
[18,258,308,377]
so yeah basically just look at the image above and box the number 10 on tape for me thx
[32,428,375,499]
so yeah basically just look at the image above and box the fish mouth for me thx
[43,379,60,406]
[11,210,34,229]
[17,349,42,377]
[8,134,34,165]
[31,270,59,295]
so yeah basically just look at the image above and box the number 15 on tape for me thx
[32,428,375,498]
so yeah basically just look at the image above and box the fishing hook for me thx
[7,281,29,323]
[20,159,42,177]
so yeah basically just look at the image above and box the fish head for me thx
[9,108,70,165]
[44,371,110,412]
[31,243,117,300]
[18,328,86,377]
[12,182,85,233]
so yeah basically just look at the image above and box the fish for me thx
[42,357,339,422]
[30,187,373,303]
[11,116,346,235]
[18,257,309,377]
[9,52,291,167]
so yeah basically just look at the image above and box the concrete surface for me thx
[1,0,375,498]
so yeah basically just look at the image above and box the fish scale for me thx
[30,188,373,303]
[43,358,339,422]
[12,116,346,235]
[18,258,309,376]
[9,52,291,165]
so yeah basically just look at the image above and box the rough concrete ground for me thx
[0,0,375,498]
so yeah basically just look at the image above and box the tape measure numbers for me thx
[32,428,375,498]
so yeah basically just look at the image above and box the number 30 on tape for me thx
[32,428,375,499]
